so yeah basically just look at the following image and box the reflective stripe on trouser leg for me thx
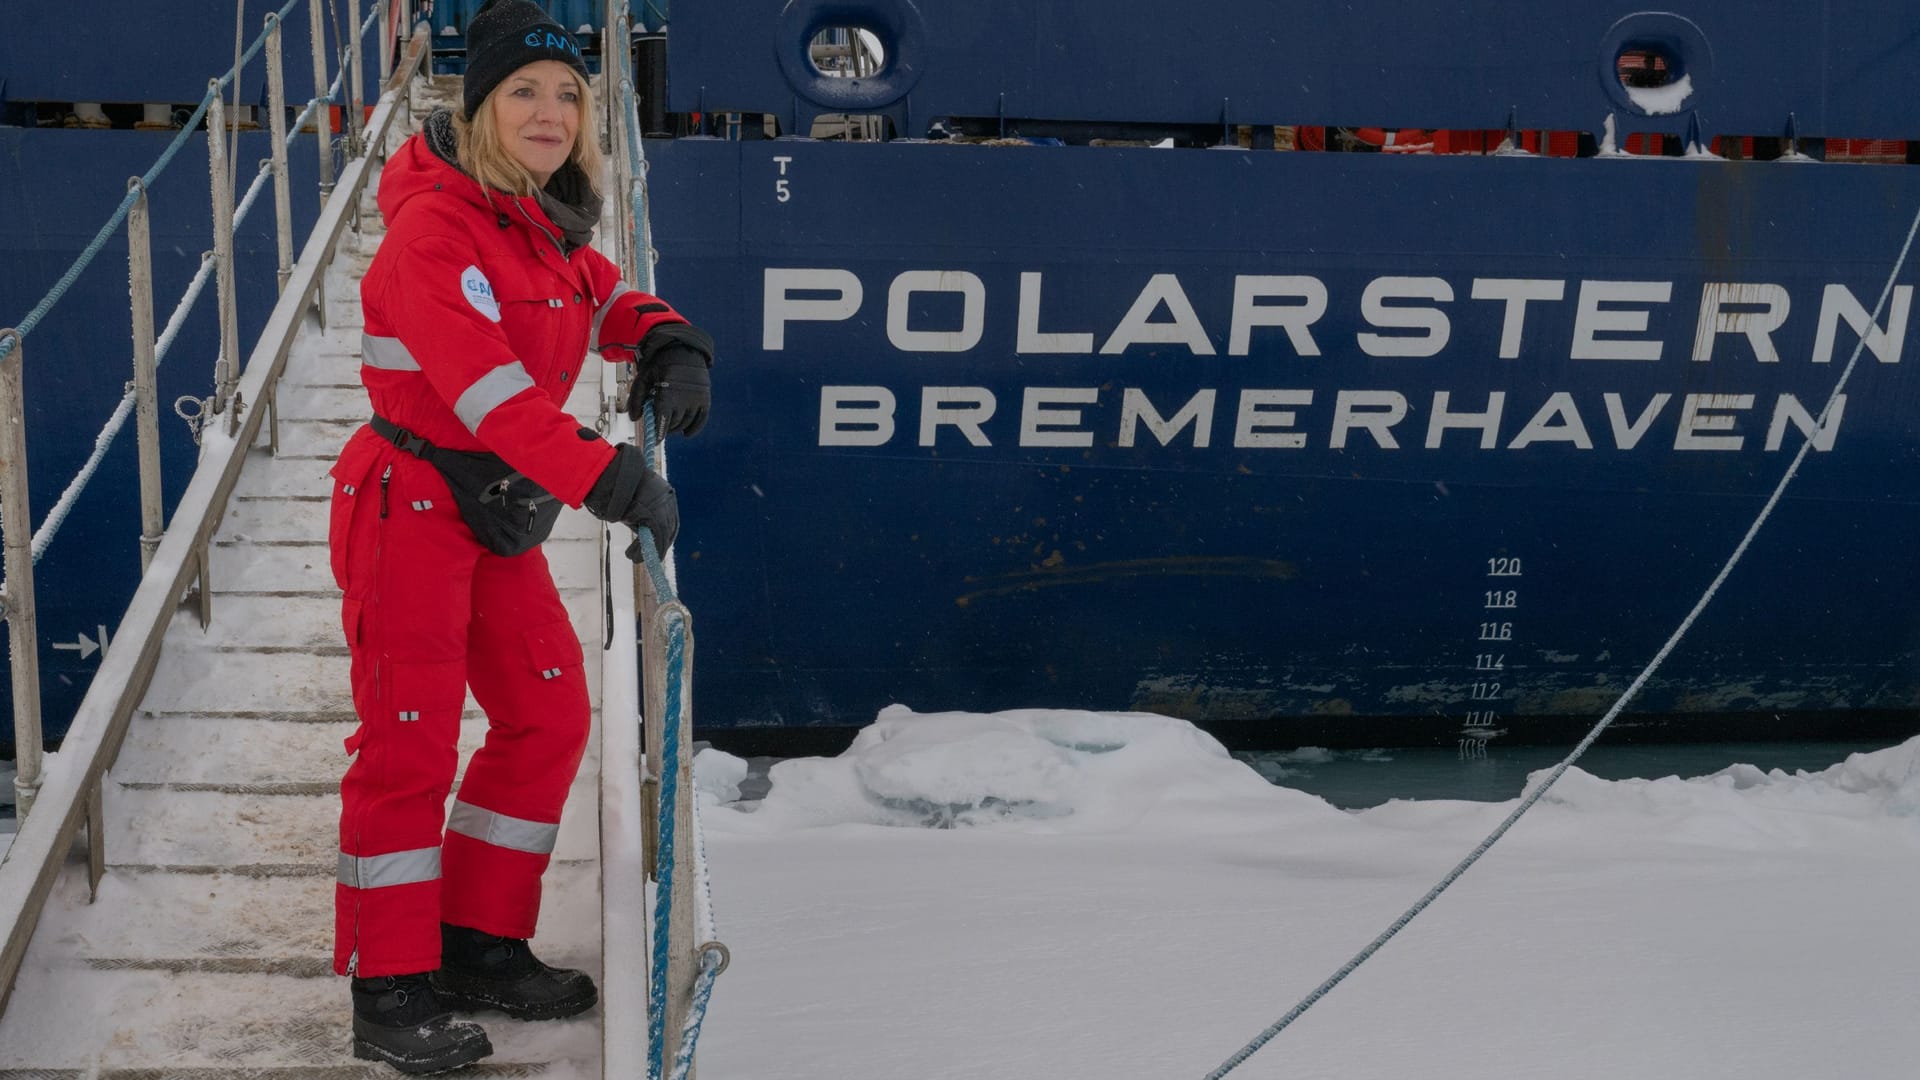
[441,544,591,938]
[333,451,485,976]
[447,800,561,854]
[339,847,442,889]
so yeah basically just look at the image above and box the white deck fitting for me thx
[0,75,613,1079]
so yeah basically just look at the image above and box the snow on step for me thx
[114,713,490,787]
[260,416,363,461]
[268,385,376,422]
[103,768,601,868]
[0,970,599,1076]
[18,860,599,980]
[209,534,602,591]
[141,648,352,713]
[174,591,602,651]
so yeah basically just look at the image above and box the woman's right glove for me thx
[583,443,679,558]
[625,323,714,437]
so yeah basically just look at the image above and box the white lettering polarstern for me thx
[778,268,1902,456]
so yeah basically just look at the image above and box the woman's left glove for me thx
[582,443,679,558]
[625,323,714,437]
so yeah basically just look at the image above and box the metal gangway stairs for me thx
[0,5,718,1076]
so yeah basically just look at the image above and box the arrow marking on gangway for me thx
[52,624,109,661]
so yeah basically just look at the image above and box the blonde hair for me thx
[453,75,604,198]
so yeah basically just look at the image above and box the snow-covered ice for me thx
[694,705,1920,1079]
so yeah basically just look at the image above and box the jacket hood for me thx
[377,109,494,223]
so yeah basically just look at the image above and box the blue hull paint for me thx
[648,139,1920,743]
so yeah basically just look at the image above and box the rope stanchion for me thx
[669,947,729,1080]
[1203,201,1920,1080]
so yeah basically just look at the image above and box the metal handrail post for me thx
[127,181,164,573]
[390,0,412,153]
[607,17,634,280]
[664,609,699,1080]
[309,0,336,199]
[0,329,44,820]
[640,572,663,877]
[378,0,392,85]
[347,0,365,154]
[206,82,241,435]
[266,13,295,294]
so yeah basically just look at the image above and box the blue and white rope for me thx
[669,948,726,1080]
[1204,199,1920,1079]
[646,604,690,1080]
[618,66,724,1079]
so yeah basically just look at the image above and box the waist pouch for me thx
[370,415,561,556]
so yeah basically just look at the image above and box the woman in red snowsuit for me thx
[326,3,711,1071]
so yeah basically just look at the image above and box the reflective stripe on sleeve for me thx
[591,281,635,347]
[446,799,561,855]
[361,333,423,371]
[452,361,537,433]
[337,846,442,889]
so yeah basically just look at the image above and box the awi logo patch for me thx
[461,265,501,322]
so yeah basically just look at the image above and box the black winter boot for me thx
[432,922,599,1021]
[350,972,493,1075]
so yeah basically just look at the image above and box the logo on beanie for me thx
[461,265,501,322]
[524,29,582,57]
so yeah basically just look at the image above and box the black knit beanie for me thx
[462,0,591,121]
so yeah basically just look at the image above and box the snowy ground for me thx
[690,706,1920,1080]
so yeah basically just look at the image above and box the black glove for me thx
[625,323,714,437]
[582,443,679,558]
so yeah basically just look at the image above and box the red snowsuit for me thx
[328,131,685,977]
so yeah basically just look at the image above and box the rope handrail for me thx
[614,56,724,1080]
[21,5,373,564]
[1203,200,1920,1080]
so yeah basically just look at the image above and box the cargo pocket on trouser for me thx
[521,618,586,685]
[520,617,591,778]
[328,431,383,592]
[335,656,467,976]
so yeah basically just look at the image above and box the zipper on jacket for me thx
[378,464,392,519]
[515,199,567,258]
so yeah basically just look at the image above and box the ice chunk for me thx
[735,704,1337,832]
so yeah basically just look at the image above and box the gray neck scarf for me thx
[534,161,602,254]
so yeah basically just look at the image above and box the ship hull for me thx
[649,140,1920,748]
